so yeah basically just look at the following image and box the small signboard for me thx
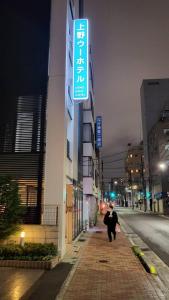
[96,116,102,148]
[73,19,89,101]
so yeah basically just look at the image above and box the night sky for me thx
[85,0,169,182]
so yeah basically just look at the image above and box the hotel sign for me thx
[96,116,102,148]
[73,19,89,101]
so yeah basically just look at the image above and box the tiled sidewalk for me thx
[58,217,165,300]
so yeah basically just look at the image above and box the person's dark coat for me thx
[104,210,119,229]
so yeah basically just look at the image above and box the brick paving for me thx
[60,216,165,300]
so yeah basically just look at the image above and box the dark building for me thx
[141,78,169,210]
[148,108,169,214]
[0,0,51,223]
[141,79,169,168]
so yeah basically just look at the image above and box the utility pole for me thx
[141,155,147,211]
[128,170,134,209]
[101,160,104,199]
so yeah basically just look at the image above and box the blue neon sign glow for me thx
[73,19,89,101]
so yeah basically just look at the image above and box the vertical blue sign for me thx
[96,116,102,148]
[73,19,89,101]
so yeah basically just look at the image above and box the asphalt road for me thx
[117,207,169,267]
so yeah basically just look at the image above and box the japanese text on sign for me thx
[96,116,102,148]
[73,19,89,100]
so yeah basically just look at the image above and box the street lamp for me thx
[158,162,167,171]
[114,180,118,185]
[157,161,168,213]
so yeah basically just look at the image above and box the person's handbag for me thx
[115,223,121,233]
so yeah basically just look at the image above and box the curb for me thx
[132,245,157,275]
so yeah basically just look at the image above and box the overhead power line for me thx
[101,150,127,159]
[103,166,124,169]
[102,158,124,164]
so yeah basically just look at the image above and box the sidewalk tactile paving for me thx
[61,217,166,300]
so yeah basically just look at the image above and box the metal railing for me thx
[42,205,59,226]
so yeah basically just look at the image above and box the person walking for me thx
[103,203,120,242]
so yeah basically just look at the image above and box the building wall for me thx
[148,118,169,214]
[82,53,100,227]
[44,0,83,256]
[125,145,144,187]
[0,0,84,253]
[141,79,169,178]
[43,0,68,257]
[125,144,145,207]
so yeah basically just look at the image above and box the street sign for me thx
[73,19,89,101]
[96,116,102,148]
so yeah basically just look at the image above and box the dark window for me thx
[83,123,94,147]
[67,86,73,119]
[83,92,94,119]
[90,93,94,119]
[69,51,73,67]
[83,156,94,178]
[90,63,94,89]
[95,170,98,187]
[69,0,74,19]
[67,139,71,160]
[148,81,159,85]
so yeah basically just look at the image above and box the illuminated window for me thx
[15,112,33,152]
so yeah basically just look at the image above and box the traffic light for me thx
[146,191,152,199]
[109,191,116,200]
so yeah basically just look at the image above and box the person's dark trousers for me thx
[107,227,116,241]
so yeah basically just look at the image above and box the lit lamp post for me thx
[128,170,134,208]
[158,162,167,213]
[20,231,25,247]
[113,180,119,205]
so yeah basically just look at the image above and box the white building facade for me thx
[0,0,99,257]
[82,61,101,228]
[44,0,83,257]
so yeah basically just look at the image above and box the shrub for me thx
[0,176,24,240]
[0,243,57,261]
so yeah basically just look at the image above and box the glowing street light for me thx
[114,180,118,185]
[158,162,167,171]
